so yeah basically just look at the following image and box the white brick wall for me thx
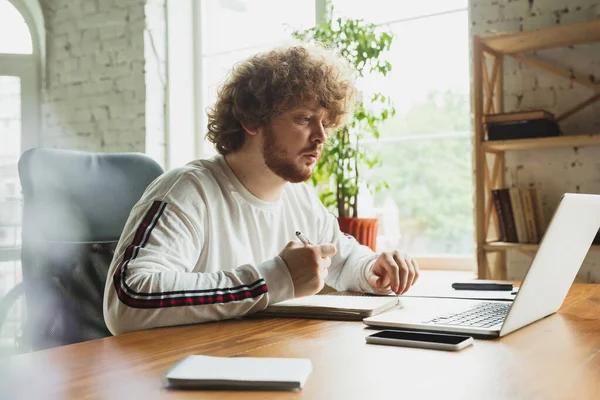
[40,0,166,166]
[470,0,600,282]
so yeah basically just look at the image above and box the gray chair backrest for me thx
[18,148,163,350]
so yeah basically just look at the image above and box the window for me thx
[0,75,23,251]
[0,0,42,351]
[332,1,474,268]
[179,0,474,269]
[166,0,316,168]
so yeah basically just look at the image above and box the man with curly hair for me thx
[103,44,419,334]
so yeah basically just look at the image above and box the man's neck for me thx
[224,151,287,202]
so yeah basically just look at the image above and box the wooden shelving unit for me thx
[473,20,600,280]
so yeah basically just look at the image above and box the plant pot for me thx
[337,217,378,252]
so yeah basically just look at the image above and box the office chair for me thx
[0,148,163,352]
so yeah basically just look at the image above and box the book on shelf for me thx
[509,188,529,243]
[529,188,546,238]
[491,187,545,244]
[492,188,518,243]
[483,110,554,124]
[594,230,600,245]
[491,190,508,242]
[484,110,561,141]
[521,188,540,243]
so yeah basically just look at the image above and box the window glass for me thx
[0,75,24,352]
[0,75,22,249]
[0,0,33,54]
[201,0,315,55]
[333,0,467,25]
[200,0,315,156]
[333,3,473,256]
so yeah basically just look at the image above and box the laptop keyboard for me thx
[424,302,511,328]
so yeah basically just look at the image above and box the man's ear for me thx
[241,122,259,136]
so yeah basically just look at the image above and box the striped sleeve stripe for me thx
[112,200,268,309]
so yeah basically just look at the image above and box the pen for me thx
[295,231,312,246]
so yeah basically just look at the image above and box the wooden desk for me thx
[2,284,600,399]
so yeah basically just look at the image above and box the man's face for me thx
[262,101,330,183]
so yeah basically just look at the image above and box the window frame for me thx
[0,0,42,263]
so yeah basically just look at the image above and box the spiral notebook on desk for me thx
[257,294,400,320]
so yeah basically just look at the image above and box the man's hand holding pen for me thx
[279,232,336,298]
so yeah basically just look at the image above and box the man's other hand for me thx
[367,251,420,295]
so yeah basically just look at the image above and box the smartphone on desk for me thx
[366,330,473,351]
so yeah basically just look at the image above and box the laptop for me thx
[364,193,600,338]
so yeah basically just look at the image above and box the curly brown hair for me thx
[206,44,356,155]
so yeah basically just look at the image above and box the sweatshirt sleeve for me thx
[320,211,379,293]
[103,198,293,335]
[299,187,378,293]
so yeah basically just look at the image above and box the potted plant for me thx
[292,4,395,251]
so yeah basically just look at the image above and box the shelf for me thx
[483,242,540,252]
[481,19,600,54]
[484,242,600,252]
[482,134,600,152]
[475,19,600,280]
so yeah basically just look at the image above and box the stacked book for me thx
[484,110,561,141]
[491,187,546,243]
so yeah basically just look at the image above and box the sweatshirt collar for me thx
[215,154,284,212]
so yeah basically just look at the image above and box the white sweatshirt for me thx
[103,155,378,334]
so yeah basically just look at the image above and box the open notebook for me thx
[163,355,312,391]
[256,294,400,320]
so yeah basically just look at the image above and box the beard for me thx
[262,126,314,183]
